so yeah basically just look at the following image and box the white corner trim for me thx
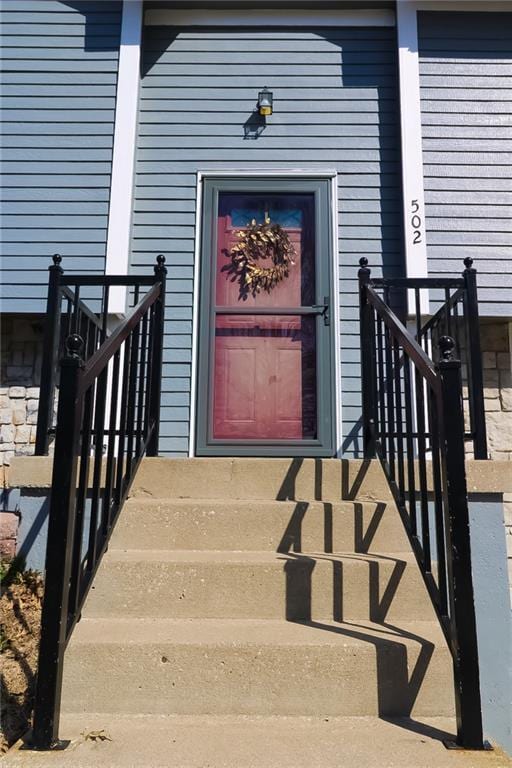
[145,8,395,27]
[105,0,143,314]
[396,1,429,315]
[189,169,341,458]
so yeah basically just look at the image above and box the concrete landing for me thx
[4,716,511,768]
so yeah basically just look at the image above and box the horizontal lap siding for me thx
[133,25,402,456]
[0,0,122,311]
[418,11,512,316]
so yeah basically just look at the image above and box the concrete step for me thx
[6,715,511,768]
[86,550,434,623]
[115,497,410,553]
[130,458,394,502]
[61,618,454,718]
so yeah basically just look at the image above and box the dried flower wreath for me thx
[222,217,296,298]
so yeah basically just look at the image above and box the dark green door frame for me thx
[195,176,336,457]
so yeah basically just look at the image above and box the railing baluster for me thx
[403,353,417,537]
[73,286,81,334]
[393,339,405,502]
[144,304,156,440]
[453,299,461,359]
[125,314,140,479]
[101,285,110,344]
[68,372,94,618]
[384,324,395,481]
[429,388,448,616]
[103,350,120,534]
[87,363,108,571]
[444,288,452,337]
[68,319,98,612]
[136,311,149,457]
[415,288,421,341]
[115,336,132,506]
[376,314,386,453]
[415,367,431,572]
[65,297,73,338]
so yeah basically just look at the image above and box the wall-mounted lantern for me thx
[257,87,273,117]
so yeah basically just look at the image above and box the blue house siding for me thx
[418,11,512,317]
[0,0,122,312]
[132,25,403,456]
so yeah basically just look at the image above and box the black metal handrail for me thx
[359,257,488,750]
[30,256,167,749]
[35,255,159,456]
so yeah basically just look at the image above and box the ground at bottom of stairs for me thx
[0,564,43,754]
[2,714,512,768]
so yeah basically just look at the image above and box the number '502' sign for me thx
[411,200,422,244]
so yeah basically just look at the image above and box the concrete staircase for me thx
[60,458,454,719]
[16,457,507,767]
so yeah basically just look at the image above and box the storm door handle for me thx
[312,297,330,326]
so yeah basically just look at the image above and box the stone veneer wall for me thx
[480,321,512,608]
[0,386,39,464]
[479,321,512,603]
[0,317,44,486]
[481,321,512,460]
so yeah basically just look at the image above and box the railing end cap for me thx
[51,253,63,271]
[439,334,456,362]
[155,254,168,276]
[65,333,84,359]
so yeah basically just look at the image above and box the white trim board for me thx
[189,169,342,458]
[145,8,395,26]
[105,0,143,314]
[396,1,429,313]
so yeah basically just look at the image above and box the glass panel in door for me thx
[213,192,318,441]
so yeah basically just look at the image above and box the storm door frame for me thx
[194,175,338,457]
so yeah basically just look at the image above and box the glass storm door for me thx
[196,178,335,457]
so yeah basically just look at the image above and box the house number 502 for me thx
[410,200,422,245]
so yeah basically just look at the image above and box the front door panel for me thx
[197,178,334,457]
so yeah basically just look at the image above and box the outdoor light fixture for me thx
[257,87,273,117]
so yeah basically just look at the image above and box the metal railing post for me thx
[462,258,487,459]
[437,335,487,750]
[147,255,167,456]
[358,257,377,458]
[31,334,84,749]
[35,255,63,455]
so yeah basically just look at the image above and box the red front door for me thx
[213,193,317,440]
